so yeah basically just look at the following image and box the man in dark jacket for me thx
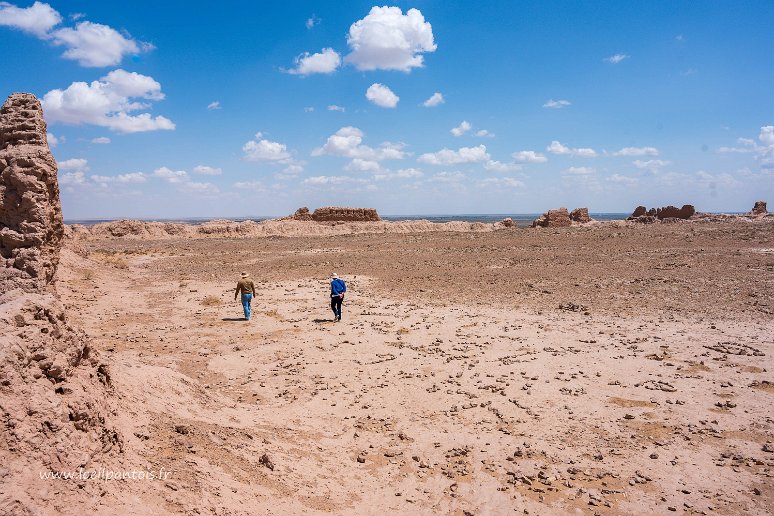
[330,273,346,322]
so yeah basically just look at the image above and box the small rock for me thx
[259,453,275,471]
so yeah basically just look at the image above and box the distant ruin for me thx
[628,204,696,222]
[750,200,767,216]
[289,206,381,222]
[532,207,593,228]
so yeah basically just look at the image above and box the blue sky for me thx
[1,1,772,219]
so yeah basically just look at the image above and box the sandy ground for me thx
[46,221,773,514]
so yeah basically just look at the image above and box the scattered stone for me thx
[704,342,764,356]
[259,453,275,471]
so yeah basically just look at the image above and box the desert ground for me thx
[33,221,774,514]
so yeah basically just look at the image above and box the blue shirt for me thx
[330,278,346,297]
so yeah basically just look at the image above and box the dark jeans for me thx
[331,296,343,319]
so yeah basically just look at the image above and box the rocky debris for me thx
[628,204,696,222]
[531,207,571,228]
[0,93,64,293]
[569,207,592,223]
[750,200,767,216]
[704,342,764,356]
[311,206,381,222]
[499,217,515,228]
[0,93,119,512]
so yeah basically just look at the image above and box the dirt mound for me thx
[0,93,119,513]
[311,206,381,222]
[89,219,189,239]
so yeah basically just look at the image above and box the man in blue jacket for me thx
[330,273,346,322]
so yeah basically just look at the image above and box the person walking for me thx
[234,271,256,320]
[330,273,346,322]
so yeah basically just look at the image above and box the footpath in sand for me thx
[53,223,773,515]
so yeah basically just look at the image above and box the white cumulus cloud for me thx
[484,160,521,172]
[91,136,110,144]
[760,126,774,146]
[242,133,292,161]
[327,104,345,112]
[153,166,188,183]
[288,47,341,76]
[546,140,597,158]
[51,21,148,67]
[608,173,638,184]
[512,150,547,163]
[42,69,175,133]
[423,92,444,107]
[432,171,465,182]
[633,159,670,170]
[604,53,629,64]
[543,99,571,109]
[303,175,368,186]
[366,83,399,108]
[614,146,659,156]
[114,172,146,183]
[345,158,382,172]
[0,1,61,36]
[418,145,490,165]
[59,171,86,186]
[46,132,62,147]
[305,15,320,30]
[475,129,495,138]
[313,127,405,161]
[451,120,471,137]
[564,166,595,175]
[375,168,424,181]
[0,2,149,66]
[479,177,525,188]
[193,165,222,176]
[180,181,219,195]
[58,158,88,172]
[345,6,436,72]
[207,101,221,110]
[234,181,265,191]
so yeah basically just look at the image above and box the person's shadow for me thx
[221,317,246,321]
[312,318,334,323]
